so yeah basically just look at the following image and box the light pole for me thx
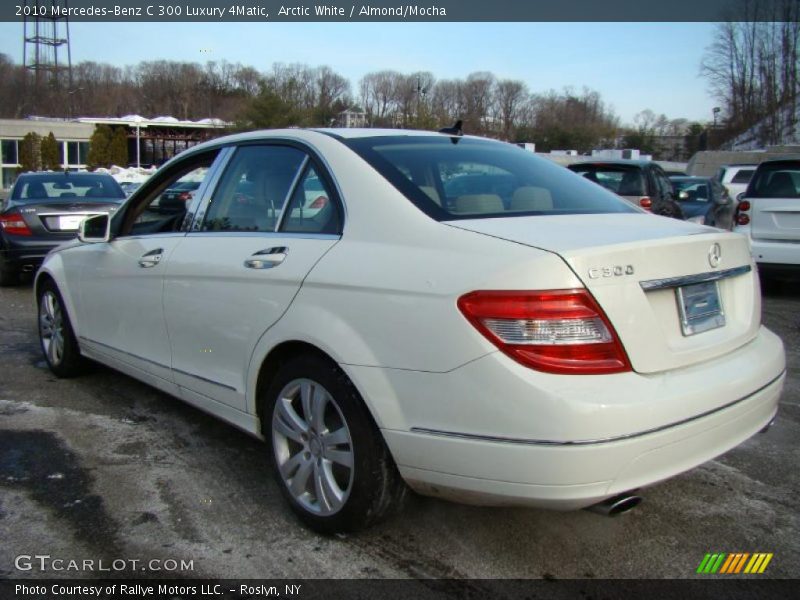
[712,107,721,127]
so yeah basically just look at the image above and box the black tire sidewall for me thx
[37,281,85,377]
[262,354,393,534]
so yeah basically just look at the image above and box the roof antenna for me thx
[439,119,463,136]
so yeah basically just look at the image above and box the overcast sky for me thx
[0,21,719,125]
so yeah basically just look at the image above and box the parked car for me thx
[119,181,142,197]
[35,130,785,533]
[670,176,735,229]
[567,160,684,219]
[157,180,203,213]
[734,159,800,279]
[716,164,757,200]
[0,171,125,285]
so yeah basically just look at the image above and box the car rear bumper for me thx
[1,236,69,270]
[359,327,785,508]
[746,235,800,267]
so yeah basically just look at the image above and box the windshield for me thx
[748,163,800,198]
[568,164,647,197]
[11,173,126,202]
[343,136,637,220]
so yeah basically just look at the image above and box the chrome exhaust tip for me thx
[586,493,642,517]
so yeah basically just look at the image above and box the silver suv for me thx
[717,164,756,200]
[734,159,800,279]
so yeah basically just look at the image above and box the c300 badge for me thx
[588,265,635,279]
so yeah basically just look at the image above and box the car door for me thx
[748,162,800,242]
[71,150,221,387]
[163,143,342,411]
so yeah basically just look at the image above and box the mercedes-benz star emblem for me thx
[708,243,722,268]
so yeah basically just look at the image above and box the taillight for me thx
[638,197,652,210]
[457,289,631,375]
[736,199,751,226]
[0,212,32,236]
[309,195,328,209]
[177,191,193,202]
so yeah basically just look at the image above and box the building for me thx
[1,116,229,190]
[336,108,368,128]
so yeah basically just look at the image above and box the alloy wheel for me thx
[39,290,65,367]
[272,378,354,516]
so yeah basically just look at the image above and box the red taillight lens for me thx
[177,191,192,202]
[457,289,631,375]
[638,197,652,210]
[309,195,328,209]
[735,200,751,225]
[0,212,32,236]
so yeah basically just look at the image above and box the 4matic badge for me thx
[587,265,635,279]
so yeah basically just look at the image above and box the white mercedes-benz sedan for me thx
[35,128,786,532]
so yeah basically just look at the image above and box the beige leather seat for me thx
[454,194,504,214]
[510,186,553,211]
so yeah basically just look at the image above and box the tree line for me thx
[701,0,799,146]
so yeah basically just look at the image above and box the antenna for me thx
[22,0,73,114]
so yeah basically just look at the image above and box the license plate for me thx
[58,215,85,230]
[676,280,725,336]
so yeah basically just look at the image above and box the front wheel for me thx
[263,354,406,533]
[37,281,88,377]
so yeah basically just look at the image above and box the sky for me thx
[0,21,719,125]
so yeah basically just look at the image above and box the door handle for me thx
[244,247,288,270]
[138,248,164,268]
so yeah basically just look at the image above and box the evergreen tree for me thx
[40,132,61,170]
[18,132,42,173]
[86,124,113,169]
[108,127,129,166]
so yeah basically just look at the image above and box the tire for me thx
[263,354,407,533]
[37,281,88,377]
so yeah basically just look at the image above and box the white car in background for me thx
[34,129,785,533]
[717,164,757,200]
[734,159,800,279]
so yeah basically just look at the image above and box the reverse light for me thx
[0,212,32,236]
[458,289,631,374]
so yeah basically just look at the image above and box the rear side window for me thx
[748,164,800,198]
[280,165,341,234]
[202,145,306,232]
[344,136,635,220]
[730,169,754,184]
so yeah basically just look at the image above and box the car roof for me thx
[15,171,112,179]
[753,158,800,168]
[569,159,653,168]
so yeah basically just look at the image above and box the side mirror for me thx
[78,213,111,243]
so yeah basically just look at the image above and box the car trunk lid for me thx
[447,213,760,374]
[16,200,120,234]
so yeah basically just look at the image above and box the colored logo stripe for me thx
[697,552,773,574]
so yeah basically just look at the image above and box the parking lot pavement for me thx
[0,280,798,581]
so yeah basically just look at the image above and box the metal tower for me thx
[22,0,73,106]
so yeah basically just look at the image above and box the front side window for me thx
[121,152,218,236]
[202,145,306,232]
[344,136,636,220]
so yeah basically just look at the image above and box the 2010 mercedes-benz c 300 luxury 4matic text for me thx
[35,129,786,532]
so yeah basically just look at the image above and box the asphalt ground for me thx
[0,277,798,581]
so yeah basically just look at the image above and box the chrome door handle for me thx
[138,248,164,268]
[244,247,288,270]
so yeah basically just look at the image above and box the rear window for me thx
[343,136,636,220]
[568,165,647,197]
[730,169,754,184]
[11,173,126,202]
[748,164,800,198]
[672,179,711,202]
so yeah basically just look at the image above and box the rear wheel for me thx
[263,354,406,533]
[37,281,88,377]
